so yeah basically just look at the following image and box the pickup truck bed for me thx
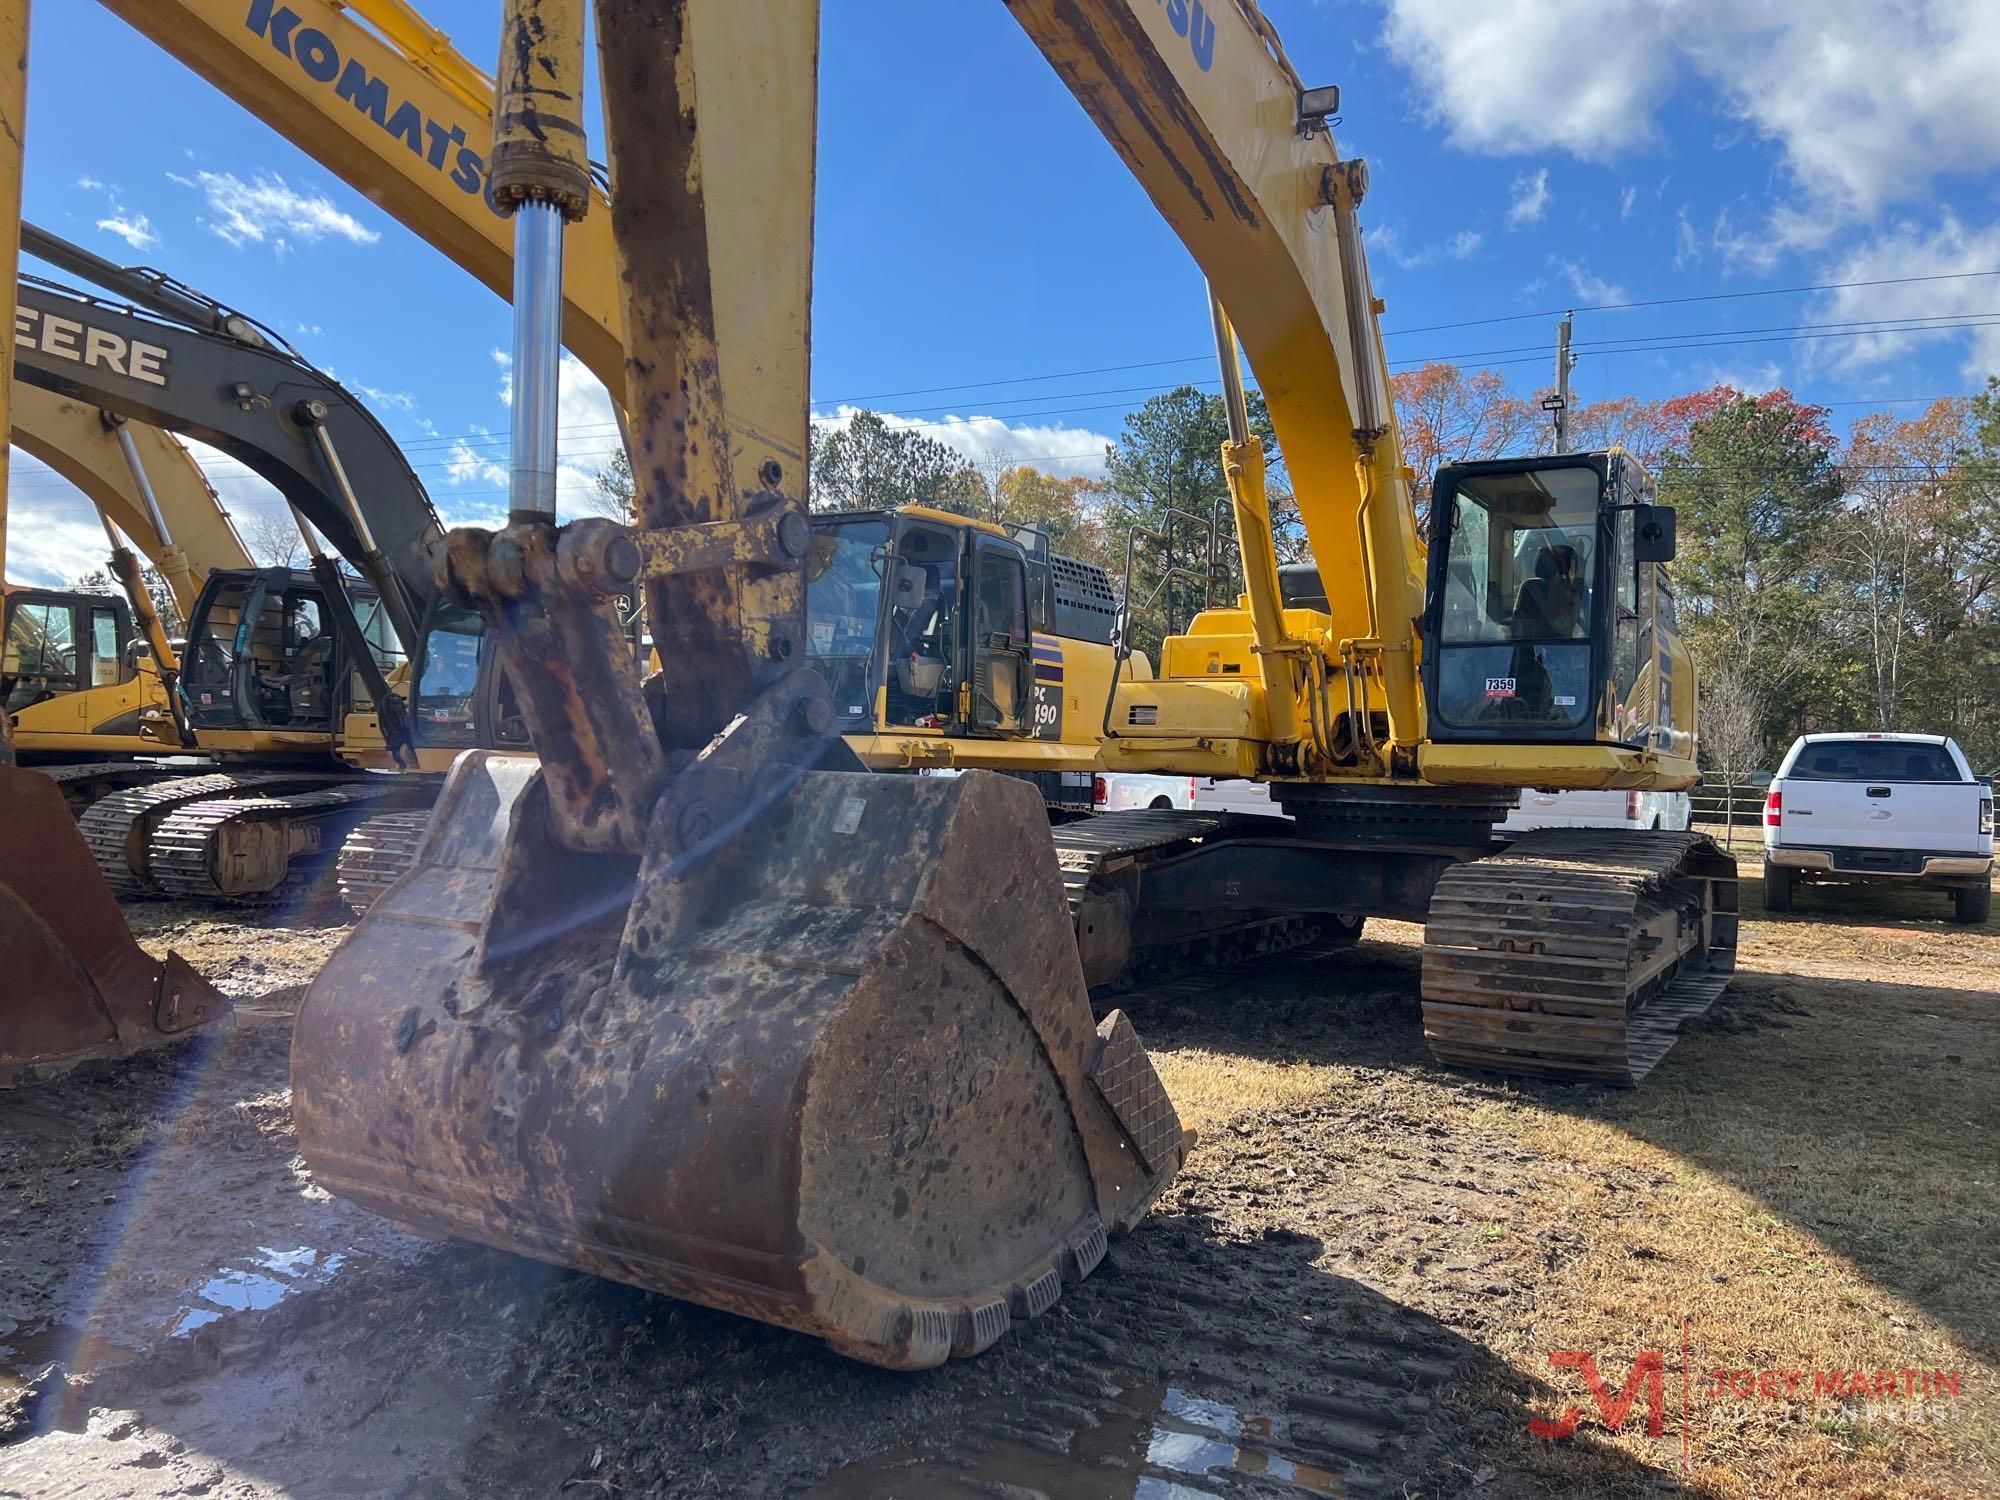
[1763,733,1994,923]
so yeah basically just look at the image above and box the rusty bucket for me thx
[293,750,1183,1368]
[0,763,230,1084]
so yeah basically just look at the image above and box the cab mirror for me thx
[1634,504,1677,563]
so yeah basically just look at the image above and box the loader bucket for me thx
[293,751,1184,1369]
[0,764,230,1085]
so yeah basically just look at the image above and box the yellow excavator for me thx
[280,0,1734,1372]
[5,0,1733,1355]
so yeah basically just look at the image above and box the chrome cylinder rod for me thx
[508,200,566,525]
[110,418,173,547]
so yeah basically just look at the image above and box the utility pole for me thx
[1553,312,1575,453]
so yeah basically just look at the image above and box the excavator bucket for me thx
[0,763,230,1084]
[293,749,1184,1368]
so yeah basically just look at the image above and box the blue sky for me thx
[11,0,2000,586]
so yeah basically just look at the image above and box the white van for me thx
[1094,774,1689,831]
[1501,788,1691,833]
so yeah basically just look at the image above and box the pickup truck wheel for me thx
[1148,795,1174,810]
[1953,883,1991,925]
[1761,859,1794,914]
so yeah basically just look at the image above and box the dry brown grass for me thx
[1149,872,1999,1497]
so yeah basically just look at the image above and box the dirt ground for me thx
[1,862,1994,1499]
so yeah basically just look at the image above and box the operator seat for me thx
[286,634,336,726]
[1512,543,1581,639]
[892,564,943,656]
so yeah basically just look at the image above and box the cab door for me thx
[967,535,1033,735]
[85,602,128,691]
[1607,503,1647,745]
[3,594,84,720]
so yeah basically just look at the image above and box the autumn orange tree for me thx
[1388,362,1536,523]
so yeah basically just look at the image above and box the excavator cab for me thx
[3,587,175,757]
[4,588,133,718]
[178,566,396,744]
[1421,451,1685,753]
[805,509,1073,742]
[404,596,530,755]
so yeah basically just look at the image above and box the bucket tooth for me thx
[0,764,231,1085]
[294,751,1182,1368]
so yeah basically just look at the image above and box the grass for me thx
[1146,868,1999,1497]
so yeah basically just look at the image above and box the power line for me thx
[806,268,2000,405]
[1382,266,2000,336]
[374,312,2000,453]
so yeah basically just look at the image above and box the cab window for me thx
[4,600,78,709]
[1433,464,1599,731]
[804,517,888,723]
[90,607,122,686]
[884,522,960,728]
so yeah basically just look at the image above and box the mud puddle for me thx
[167,1245,350,1338]
[812,1382,1347,1497]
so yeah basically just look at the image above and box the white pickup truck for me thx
[1762,732,1994,924]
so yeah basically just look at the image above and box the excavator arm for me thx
[1009,1,1426,759]
[92,0,804,517]
[12,265,443,653]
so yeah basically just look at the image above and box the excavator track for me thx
[78,771,351,896]
[1419,828,1738,1086]
[28,760,188,817]
[149,781,433,903]
[334,810,432,913]
[1052,810,1359,986]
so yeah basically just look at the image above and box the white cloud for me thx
[1689,361,1785,395]
[1806,215,2000,377]
[811,405,1114,480]
[1711,203,1837,274]
[94,212,158,251]
[445,434,507,491]
[74,175,160,253]
[1673,209,1700,270]
[175,169,379,250]
[349,381,419,415]
[1370,223,1482,271]
[1381,0,2000,233]
[1384,2,1676,160]
[1619,185,1637,221]
[1552,258,1626,304]
[1506,168,1550,229]
[0,456,115,586]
